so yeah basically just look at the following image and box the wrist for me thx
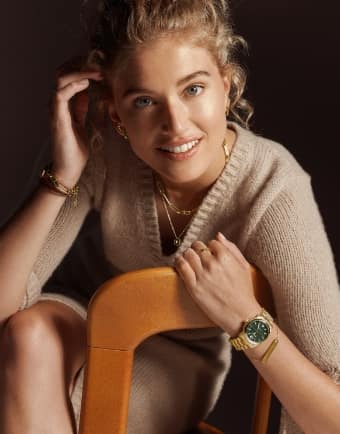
[245,324,279,363]
[47,162,81,188]
[229,307,275,352]
[50,171,80,189]
[38,183,68,200]
[227,302,263,338]
[40,165,80,207]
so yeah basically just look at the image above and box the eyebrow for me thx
[122,70,211,99]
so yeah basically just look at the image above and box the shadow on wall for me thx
[0,0,88,228]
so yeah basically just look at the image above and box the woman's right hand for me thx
[49,70,103,188]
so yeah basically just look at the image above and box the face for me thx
[109,36,230,187]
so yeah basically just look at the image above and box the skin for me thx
[0,301,86,434]
[108,36,340,433]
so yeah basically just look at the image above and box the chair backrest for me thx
[79,266,275,434]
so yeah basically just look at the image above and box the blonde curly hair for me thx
[82,0,253,152]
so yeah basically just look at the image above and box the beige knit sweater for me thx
[21,122,340,433]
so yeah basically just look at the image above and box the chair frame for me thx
[79,266,275,434]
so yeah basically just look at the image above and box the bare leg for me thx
[0,300,86,434]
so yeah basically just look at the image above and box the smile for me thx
[158,139,200,154]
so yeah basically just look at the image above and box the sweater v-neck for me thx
[136,123,252,264]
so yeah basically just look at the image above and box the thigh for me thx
[38,300,86,388]
[4,299,87,395]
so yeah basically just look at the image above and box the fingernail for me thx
[217,232,226,240]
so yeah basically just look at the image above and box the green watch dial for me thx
[245,319,270,343]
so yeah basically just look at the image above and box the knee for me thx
[0,308,61,366]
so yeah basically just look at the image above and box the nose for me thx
[160,98,188,134]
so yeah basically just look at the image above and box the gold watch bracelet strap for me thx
[230,308,279,363]
[230,335,255,351]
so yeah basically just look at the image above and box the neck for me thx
[158,174,214,211]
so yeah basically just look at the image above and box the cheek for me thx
[127,116,153,148]
[193,92,226,132]
[121,107,152,131]
[124,127,150,159]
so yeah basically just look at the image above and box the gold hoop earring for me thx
[225,104,230,119]
[223,139,230,165]
[115,122,129,141]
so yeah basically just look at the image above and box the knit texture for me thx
[22,122,340,433]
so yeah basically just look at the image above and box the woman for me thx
[0,1,339,433]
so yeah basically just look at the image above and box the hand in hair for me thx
[48,57,103,187]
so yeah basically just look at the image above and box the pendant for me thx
[173,238,181,247]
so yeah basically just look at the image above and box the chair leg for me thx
[79,347,134,434]
[251,375,272,434]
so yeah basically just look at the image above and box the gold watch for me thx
[229,308,274,351]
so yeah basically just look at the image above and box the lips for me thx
[157,138,201,154]
[156,137,201,161]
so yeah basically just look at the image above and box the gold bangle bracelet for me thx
[40,167,79,207]
[260,325,279,363]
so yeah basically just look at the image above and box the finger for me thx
[49,80,91,131]
[207,239,233,262]
[56,71,103,91]
[174,255,197,289]
[53,79,90,112]
[216,232,249,267]
[182,248,204,275]
[191,240,213,267]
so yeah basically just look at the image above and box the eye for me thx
[134,96,153,109]
[186,84,204,96]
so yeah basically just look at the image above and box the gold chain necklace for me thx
[155,178,197,216]
[160,193,194,247]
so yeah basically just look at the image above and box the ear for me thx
[222,65,232,107]
[108,101,122,126]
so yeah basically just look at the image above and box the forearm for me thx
[0,185,67,322]
[175,231,340,433]
[245,326,340,434]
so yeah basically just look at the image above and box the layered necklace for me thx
[156,178,197,247]
[155,139,231,248]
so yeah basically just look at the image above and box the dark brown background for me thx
[1,1,339,432]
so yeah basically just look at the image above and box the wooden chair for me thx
[78,266,275,434]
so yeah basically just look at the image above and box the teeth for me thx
[160,139,199,154]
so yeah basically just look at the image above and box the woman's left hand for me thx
[174,232,262,336]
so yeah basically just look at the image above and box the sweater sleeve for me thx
[20,150,106,309]
[245,173,340,384]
